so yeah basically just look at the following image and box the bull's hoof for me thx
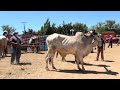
[56,69,60,71]
[80,70,86,73]
[2,56,5,58]
[78,68,82,71]
[61,58,66,62]
[62,60,67,62]
[46,68,50,71]
[52,66,57,70]
[82,68,85,71]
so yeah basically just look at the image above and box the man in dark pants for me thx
[10,32,21,65]
[36,37,40,53]
[96,34,105,61]
[108,35,113,48]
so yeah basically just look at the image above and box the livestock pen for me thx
[7,34,48,54]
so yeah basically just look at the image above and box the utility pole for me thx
[21,22,27,31]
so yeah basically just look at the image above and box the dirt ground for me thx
[0,43,120,79]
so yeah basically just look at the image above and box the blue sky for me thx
[0,11,120,35]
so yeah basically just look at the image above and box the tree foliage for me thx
[21,19,120,36]
[1,25,16,35]
[37,19,88,35]
[92,20,120,34]
[22,28,36,35]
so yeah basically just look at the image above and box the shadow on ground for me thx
[57,69,118,76]
[104,60,114,62]
[37,52,45,54]
[67,61,110,67]
[19,62,32,65]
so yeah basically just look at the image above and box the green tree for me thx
[73,23,88,33]
[56,25,64,34]
[1,25,16,35]
[22,30,27,35]
[44,18,51,35]
[93,20,120,34]
[62,22,73,35]
[51,23,57,33]
[37,18,55,35]
[28,28,36,34]
[94,22,107,34]
[22,28,36,35]
[37,26,45,35]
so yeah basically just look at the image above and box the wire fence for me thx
[7,44,48,54]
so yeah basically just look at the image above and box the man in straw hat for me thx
[10,32,21,65]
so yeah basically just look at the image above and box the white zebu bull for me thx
[0,36,7,57]
[55,37,98,62]
[45,31,99,71]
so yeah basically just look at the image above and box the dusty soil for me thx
[0,43,120,79]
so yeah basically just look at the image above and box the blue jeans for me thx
[11,47,21,64]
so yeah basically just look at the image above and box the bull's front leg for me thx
[75,55,77,64]
[59,52,67,62]
[79,56,85,71]
[75,55,82,71]
[62,57,67,62]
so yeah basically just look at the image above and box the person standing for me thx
[108,35,113,48]
[10,32,21,65]
[35,37,40,53]
[96,34,105,61]
[3,31,9,56]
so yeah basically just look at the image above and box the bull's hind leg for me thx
[45,50,51,71]
[45,56,50,71]
[45,48,57,71]
[51,50,57,70]
[59,52,67,62]
[79,56,85,71]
